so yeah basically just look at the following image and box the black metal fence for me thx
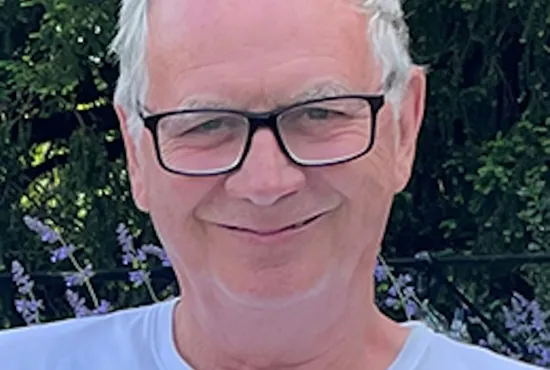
[3,251,550,361]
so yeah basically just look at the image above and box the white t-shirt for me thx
[0,298,541,370]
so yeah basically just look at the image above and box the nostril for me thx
[224,145,307,207]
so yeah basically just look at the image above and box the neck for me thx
[172,275,410,370]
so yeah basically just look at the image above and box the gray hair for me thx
[110,0,414,143]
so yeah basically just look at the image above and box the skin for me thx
[116,0,426,368]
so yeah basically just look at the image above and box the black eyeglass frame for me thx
[138,94,385,176]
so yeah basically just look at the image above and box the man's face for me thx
[121,0,425,305]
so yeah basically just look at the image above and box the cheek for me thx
[313,105,398,200]
[139,135,209,213]
[144,170,222,276]
[322,145,397,203]
[315,117,398,242]
[365,109,399,192]
[139,140,217,245]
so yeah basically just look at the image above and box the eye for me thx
[304,108,334,120]
[191,118,225,133]
[185,116,244,135]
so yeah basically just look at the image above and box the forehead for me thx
[146,0,376,109]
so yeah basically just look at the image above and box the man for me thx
[0,0,541,369]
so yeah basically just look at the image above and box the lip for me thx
[215,212,327,243]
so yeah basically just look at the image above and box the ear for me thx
[393,66,426,193]
[115,105,150,213]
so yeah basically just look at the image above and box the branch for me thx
[12,105,118,145]
[3,139,125,197]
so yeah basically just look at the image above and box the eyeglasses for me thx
[139,94,385,176]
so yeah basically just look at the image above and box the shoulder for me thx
[423,325,541,369]
[0,300,174,370]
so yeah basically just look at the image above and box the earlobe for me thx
[115,105,150,213]
[394,66,427,192]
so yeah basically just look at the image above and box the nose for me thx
[224,129,306,206]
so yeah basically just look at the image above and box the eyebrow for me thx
[288,81,354,103]
[155,81,358,113]
[161,98,234,112]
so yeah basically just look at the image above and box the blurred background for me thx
[0,0,549,364]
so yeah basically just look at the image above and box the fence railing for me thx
[2,251,549,282]
[3,251,550,361]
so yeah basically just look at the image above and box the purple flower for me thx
[137,248,147,262]
[117,223,140,266]
[129,270,150,287]
[379,272,419,319]
[529,300,547,333]
[50,244,76,263]
[117,224,171,268]
[404,299,417,317]
[117,223,133,252]
[64,264,95,287]
[14,298,43,325]
[121,253,132,266]
[478,338,488,347]
[11,261,34,295]
[141,244,171,267]
[373,261,387,282]
[23,215,60,244]
[503,293,548,338]
[535,346,550,366]
[526,342,550,366]
[116,223,166,292]
[400,274,413,285]
[11,261,43,325]
[91,300,111,315]
[386,274,412,297]
[402,285,415,297]
[65,290,110,318]
[384,296,398,308]
[65,289,91,318]
[500,293,550,364]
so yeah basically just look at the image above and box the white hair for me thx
[111,0,149,142]
[110,0,415,143]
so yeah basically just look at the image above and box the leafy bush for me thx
[0,0,548,366]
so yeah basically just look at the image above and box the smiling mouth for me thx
[220,213,325,236]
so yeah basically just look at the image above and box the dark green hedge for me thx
[0,0,548,326]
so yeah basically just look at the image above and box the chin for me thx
[211,267,335,309]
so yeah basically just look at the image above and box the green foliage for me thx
[385,0,549,323]
[0,0,549,328]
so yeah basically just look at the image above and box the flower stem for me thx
[144,277,159,303]
[378,255,443,328]
[60,237,100,309]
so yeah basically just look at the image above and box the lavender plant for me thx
[22,215,104,317]
[14,216,173,321]
[375,256,447,332]
[11,261,43,325]
[375,256,550,367]
[8,215,550,368]
[116,223,172,303]
[501,293,550,366]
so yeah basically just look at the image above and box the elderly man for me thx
[0,0,542,369]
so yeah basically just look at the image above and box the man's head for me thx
[111,0,425,308]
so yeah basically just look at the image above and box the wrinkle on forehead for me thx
[148,81,364,114]
[147,0,366,56]
[290,82,354,103]
[146,0,377,112]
